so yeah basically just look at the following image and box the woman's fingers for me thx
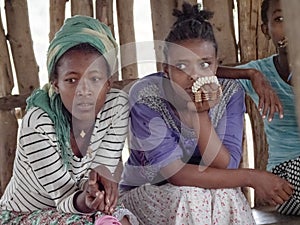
[88,191,105,210]
[258,87,284,121]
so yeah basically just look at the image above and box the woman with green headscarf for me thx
[0,15,138,225]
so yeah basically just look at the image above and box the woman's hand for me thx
[85,169,106,212]
[251,170,293,206]
[249,69,284,121]
[83,167,118,214]
[188,83,221,113]
[93,165,119,214]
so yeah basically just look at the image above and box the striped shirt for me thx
[237,55,300,171]
[0,88,129,213]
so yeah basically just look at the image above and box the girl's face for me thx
[53,49,111,123]
[262,0,285,50]
[164,39,218,101]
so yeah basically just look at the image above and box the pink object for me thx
[94,215,122,225]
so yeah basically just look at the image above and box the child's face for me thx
[53,49,111,122]
[165,39,218,101]
[262,0,286,51]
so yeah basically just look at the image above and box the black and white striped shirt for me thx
[0,88,129,213]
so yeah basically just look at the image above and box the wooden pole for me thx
[0,11,18,197]
[282,1,300,130]
[203,0,237,65]
[5,0,40,96]
[49,0,67,42]
[71,0,93,17]
[116,0,138,80]
[96,0,115,36]
[150,0,177,71]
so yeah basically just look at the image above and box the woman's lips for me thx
[76,102,94,111]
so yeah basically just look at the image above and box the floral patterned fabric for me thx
[0,205,139,225]
[120,183,256,225]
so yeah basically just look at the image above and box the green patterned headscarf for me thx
[26,16,118,168]
[47,15,118,77]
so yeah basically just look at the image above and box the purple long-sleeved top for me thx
[120,73,245,191]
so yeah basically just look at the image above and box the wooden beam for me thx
[0,93,31,111]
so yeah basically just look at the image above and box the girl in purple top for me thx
[120,3,293,225]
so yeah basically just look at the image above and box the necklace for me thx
[79,130,86,138]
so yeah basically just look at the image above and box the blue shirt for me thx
[237,55,300,171]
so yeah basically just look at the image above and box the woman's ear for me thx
[51,80,59,93]
[163,63,170,78]
[261,24,271,40]
[107,77,113,91]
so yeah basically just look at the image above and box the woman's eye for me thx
[91,75,106,82]
[175,63,187,70]
[275,16,284,22]
[92,77,101,82]
[65,78,77,83]
[199,62,210,69]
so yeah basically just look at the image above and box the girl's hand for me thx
[93,165,119,214]
[85,169,106,212]
[251,170,293,206]
[189,83,221,113]
[249,69,284,121]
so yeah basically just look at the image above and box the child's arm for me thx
[217,66,284,121]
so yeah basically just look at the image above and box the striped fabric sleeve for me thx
[19,113,81,213]
[92,91,129,175]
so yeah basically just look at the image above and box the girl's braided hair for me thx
[164,2,218,60]
[261,0,271,25]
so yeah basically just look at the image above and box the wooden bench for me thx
[252,206,300,225]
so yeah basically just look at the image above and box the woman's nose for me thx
[190,73,199,81]
[76,78,92,96]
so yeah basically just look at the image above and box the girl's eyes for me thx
[175,63,187,70]
[64,75,106,83]
[199,61,210,69]
[275,16,284,22]
[65,78,77,83]
[91,76,104,82]
[175,61,211,72]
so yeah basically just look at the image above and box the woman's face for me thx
[262,0,285,51]
[164,39,218,101]
[53,49,111,123]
